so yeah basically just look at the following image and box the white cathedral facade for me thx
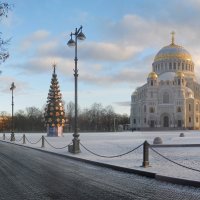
[130,33,200,130]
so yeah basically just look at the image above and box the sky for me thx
[1,0,200,115]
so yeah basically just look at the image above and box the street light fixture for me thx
[10,82,16,141]
[67,26,86,153]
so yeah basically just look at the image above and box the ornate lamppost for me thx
[67,26,86,153]
[10,82,16,141]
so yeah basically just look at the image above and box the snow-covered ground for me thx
[1,131,200,182]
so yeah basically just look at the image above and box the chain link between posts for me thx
[25,136,42,145]
[150,146,200,173]
[15,136,23,142]
[5,136,11,141]
[44,138,72,149]
[80,142,143,158]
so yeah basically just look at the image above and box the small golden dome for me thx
[148,72,158,79]
[176,71,185,78]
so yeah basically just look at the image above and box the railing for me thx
[1,133,200,174]
[142,141,200,172]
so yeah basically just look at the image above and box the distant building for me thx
[130,33,200,130]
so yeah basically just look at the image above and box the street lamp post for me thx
[67,26,86,153]
[10,82,16,141]
[114,117,117,132]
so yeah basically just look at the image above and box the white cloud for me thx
[17,57,74,75]
[0,76,30,94]
[20,30,50,52]
[80,41,142,61]
[14,11,200,88]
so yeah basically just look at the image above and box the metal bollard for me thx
[41,136,45,148]
[23,134,26,144]
[3,133,5,140]
[10,132,15,142]
[142,140,149,168]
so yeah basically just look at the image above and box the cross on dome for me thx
[171,31,175,45]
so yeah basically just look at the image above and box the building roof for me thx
[154,32,192,62]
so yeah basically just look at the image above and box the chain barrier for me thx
[25,136,42,145]
[80,142,143,158]
[150,146,200,173]
[5,136,11,141]
[44,138,72,149]
[15,136,23,142]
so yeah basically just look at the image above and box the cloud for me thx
[80,67,149,86]
[15,56,74,75]
[20,30,50,52]
[0,76,30,94]
[114,101,130,107]
[80,41,142,61]
[35,40,141,62]
[13,9,200,88]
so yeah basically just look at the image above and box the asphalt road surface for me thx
[0,142,200,200]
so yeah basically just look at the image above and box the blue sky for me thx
[1,0,200,115]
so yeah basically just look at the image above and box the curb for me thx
[0,140,200,188]
[156,175,200,187]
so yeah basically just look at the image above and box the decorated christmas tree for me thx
[44,64,66,136]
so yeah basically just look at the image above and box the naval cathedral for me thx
[130,33,200,130]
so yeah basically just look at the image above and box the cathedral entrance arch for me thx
[160,113,170,128]
[163,116,169,127]
[177,120,182,128]
[150,120,155,128]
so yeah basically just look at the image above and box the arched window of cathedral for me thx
[133,119,136,124]
[149,107,154,113]
[196,116,198,123]
[165,63,167,70]
[144,118,146,123]
[161,63,163,71]
[189,117,191,123]
[182,63,184,70]
[178,79,181,85]
[177,107,181,112]
[144,105,146,112]
[173,63,176,70]
[163,92,170,104]
[189,104,191,111]
[151,80,153,86]
[178,63,180,70]
[169,63,172,70]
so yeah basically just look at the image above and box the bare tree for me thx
[0,2,11,65]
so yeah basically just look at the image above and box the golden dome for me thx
[154,32,192,62]
[176,71,185,78]
[148,72,158,79]
[154,44,192,62]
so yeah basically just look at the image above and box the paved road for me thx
[0,142,200,200]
